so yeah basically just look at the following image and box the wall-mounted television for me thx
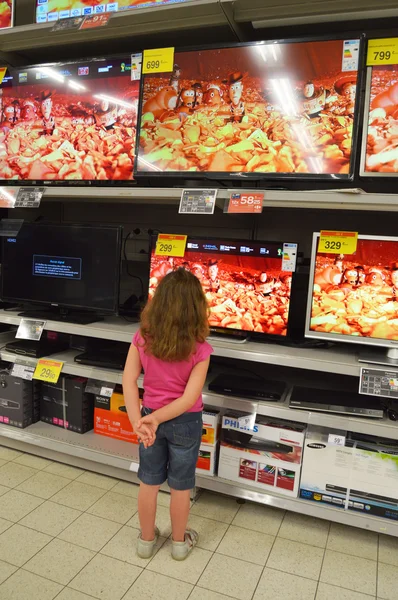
[136,38,362,178]
[35,0,191,23]
[149,237,298,338]
[0,55,141,184]
[360,59,398,177]
[305,233,398,361]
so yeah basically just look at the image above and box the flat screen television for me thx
[1,223,122,323]
[136,37,362,178]
[149,237,298,338]
[0,0,13,29]
[36,0,190,23]
[360,60,398,176]
[305,233,398,361]
[0,54,141,184]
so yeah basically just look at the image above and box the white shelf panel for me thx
[0,421,396,536]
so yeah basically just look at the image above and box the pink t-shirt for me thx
[133,330,213,413]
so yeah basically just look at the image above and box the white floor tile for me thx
[69,554,142,600]
[198,553,262,600]
[190,491,240,524]
[379,535,398,567]
[217,525,274,566]
[378,562,398,600]
[58,512,122,551]
[75,471,118,490]
[111,480,140,498]
[24,538,95,585]
[0,447,23,461]
[100,524,166,568]
[123,570,193,600]
[321,550,377,596]
[147,539,212,584]
[190,590,233,600]
[278,513,329,548]
[16,471,70,500]
[232,502,284,535]
[43,462,84,480]
[51,481,106,511]
[187,514,229,551]
[0,569,62,600]
[87,491,138,524]
[0,524,52,567]
[20,501,82,536]
[0,489,44,522]
[253,567,317,600]
[56,589,97,600]
[316,582,376,599]
[267,537,324,580]
[327,523,378,561]
[0,459,8,468]
[0,560,17,585]
[0,483,9,497]
[13,454,53,470]
[0,462,37,488]
[0,517,12,535]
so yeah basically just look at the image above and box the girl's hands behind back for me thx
[133,421,156,449]
[137,414,159,448]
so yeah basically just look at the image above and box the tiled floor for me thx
[0,446,397,600]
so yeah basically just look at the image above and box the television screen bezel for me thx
[0,222,122,314]
[135,34,365,181]
[0,53,142,187]
[149,234,298,340]
[305,231,398,349]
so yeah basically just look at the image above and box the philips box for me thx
[218,412,306,498]
[300,427,398,520]
[196,443,218,476]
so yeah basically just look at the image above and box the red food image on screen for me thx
[310,239,398,340]
[138,40,359,175]
[149,251,293,336]
[0,0,12,29]
[0,72,139,181]
[364,65,398,174]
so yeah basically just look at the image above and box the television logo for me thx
[78,66,89,76]
[94,4,105,12]
[260,247,269,255]
[37,0,48,4]
[59,10,70,18]
[70,8,81,16]
[37,14,47,22]
[18,72,27,83]
[83,6,93,14]
[107,3,118,10]
[37,4,47,12]
[47,12,58,20]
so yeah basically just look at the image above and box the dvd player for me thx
[289,386,383,418]
[6,338,69,359]
[74,347,128,371]
[209,373,285,402]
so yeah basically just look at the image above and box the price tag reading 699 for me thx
[142,47,174,74]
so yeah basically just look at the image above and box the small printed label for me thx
[282,243,298,272]
[16,319,46,341]
[100,386,114,398]
[328,433,346,447]
[142,47,174,74]
[319,231,358,255]
[15,187,45,208]
[131,53,142,81]
[238,413,257,431]
[179,189,217,214]
[342,39,360,72]
[11,364,35,381]
[155,233,187,258]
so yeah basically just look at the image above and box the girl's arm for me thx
[139,357,210,428]
[122,343,144,432]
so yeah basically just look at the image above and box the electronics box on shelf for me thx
[300,427,398,521]
[41,376,94,434]
[196,444,218,476]
[202,409,221,446]
[94,389,140,444]
[218,412,306,498]
[0,371,40,428]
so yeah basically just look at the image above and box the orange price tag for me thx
[155,234,187,257]
[228,192,264,214]
[0,67,7,85]
[319,231,358,254]
[33,359,63,384]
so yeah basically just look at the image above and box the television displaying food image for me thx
[35,0,191,23]
[0,55,141,183]
[306,233,398,345]
[149,238,298,337]
[0,0,13,29]
[136,38,361,177]
[361,63,398,176]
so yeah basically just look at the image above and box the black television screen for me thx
[136,38,361,178]
[149,237,298,337]
[1,223,121,313]
[0,54,141,183]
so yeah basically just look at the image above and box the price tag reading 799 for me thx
[155,234,187,258]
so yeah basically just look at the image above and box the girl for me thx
[122,268,213,561]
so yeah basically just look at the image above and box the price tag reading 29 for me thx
[33,359,64,384]
[155,234,187,258]
[142,47,174,74]
[319,231,358,254]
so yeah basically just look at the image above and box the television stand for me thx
[18,308,104,326]
[358,347,398,368]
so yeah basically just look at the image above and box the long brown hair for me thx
[140,268,209,362]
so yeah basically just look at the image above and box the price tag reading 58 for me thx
[142,47,174,74]
[33,359,64,384]
[319,231,358,255]
[155,234,187,258]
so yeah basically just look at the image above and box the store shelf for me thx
[0,420,396,536]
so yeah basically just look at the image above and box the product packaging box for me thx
[202,409,221,446]
[41,376,94,433]
[218,412,306,497]
[300,427,398,520]
[196,443,218,476]
[94,389,140,444]
[0,371,40,428]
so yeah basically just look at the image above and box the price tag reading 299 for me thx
[155,234,187,258]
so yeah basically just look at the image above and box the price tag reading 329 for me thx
[142,47,174,74]
[155,234,187,258]
[318,231,358,254]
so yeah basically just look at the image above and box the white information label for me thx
[16,319,46,341]
[238,413,256,431]
[179,189,217,214]
[282,243,298,272]
[11,363,35,381]
[328,433,346,447]
[100,386,114,398]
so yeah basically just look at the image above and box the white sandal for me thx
[137,526,160,559]
[171,529,199,561]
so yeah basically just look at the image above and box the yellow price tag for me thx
[319,231,358,255]
[142,47,174,74]
[367,38,398,66]
[0,67,7,85]
[155,234,187,258]
[33,359,63,384]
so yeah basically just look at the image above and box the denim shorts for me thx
[138,408,203,491]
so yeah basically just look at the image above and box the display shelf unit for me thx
[1,420,397,536]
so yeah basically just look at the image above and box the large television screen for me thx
[0,0,13,29]
[136,38,361,177]
[1,223,122,313]
[149,238,297,337]
[305,233,398,346]
[360,63,398,176]
[0,55,141,183]
[36,0,191,23]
